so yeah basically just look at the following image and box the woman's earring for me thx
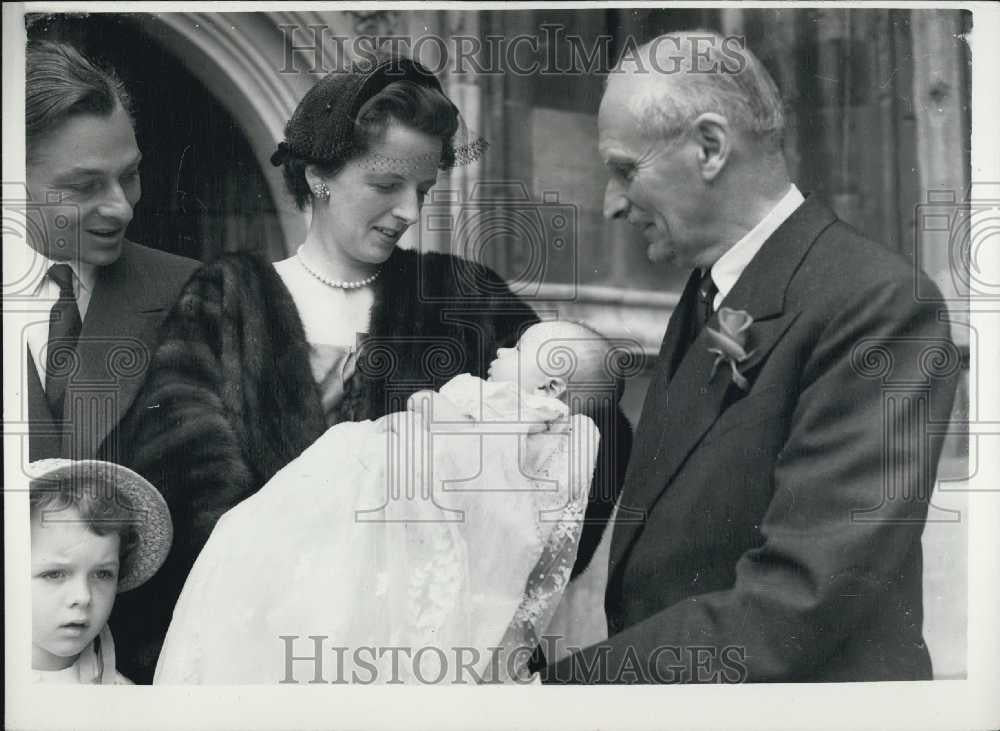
[313,183,330,201]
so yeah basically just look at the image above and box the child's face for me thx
[488,322,574,392]
[31,507,120,671]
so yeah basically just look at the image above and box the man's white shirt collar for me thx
[709,185,805,310]
[28,247,99,304]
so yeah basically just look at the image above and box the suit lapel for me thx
[660,269,702,383]
[61,243,169,459]
[28,350,64,460]
[609,271,700,529]
[609,196,837,573]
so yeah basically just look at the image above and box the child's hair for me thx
[30,478,138,560]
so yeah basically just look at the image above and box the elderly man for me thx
[24,41,198,464]
[541,32,958,683]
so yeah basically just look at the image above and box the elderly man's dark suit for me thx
[542,196,959,683]
[27,240,198,463]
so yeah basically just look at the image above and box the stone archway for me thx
[150,11,326,252]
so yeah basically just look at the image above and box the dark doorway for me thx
[26,12,285,262]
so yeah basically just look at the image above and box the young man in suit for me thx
[23,41,198,464]
[541,32,959,683]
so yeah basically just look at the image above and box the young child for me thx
[30,459,172,684]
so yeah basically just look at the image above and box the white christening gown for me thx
[154,375,599,684]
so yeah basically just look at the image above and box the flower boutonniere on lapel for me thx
[705,307,757,391]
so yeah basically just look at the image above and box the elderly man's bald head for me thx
[610,31,786,155]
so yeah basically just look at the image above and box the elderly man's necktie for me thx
[45,263,82,421]
[674,268,719,370]
[696,268,718,331]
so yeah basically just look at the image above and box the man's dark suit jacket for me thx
[27,239,198,464]
[542,196,960,683]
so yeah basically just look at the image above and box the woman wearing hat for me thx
[29,459,172,684]
[111,54,538,683]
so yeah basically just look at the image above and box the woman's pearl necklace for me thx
[296,245,381,290]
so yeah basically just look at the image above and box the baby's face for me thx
[31,507,120,671]
[488,322,579,392]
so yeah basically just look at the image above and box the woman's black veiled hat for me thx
[270,54,485,170]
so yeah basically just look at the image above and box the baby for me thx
[490,320,632,579]
[29,459,172,684]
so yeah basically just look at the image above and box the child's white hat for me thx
[27,459,173,592]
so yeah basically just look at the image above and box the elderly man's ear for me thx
[692,112,730,182]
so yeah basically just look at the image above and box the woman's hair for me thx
[26,40,133,164]
[30,478,138,562]
[278,73,460,210]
